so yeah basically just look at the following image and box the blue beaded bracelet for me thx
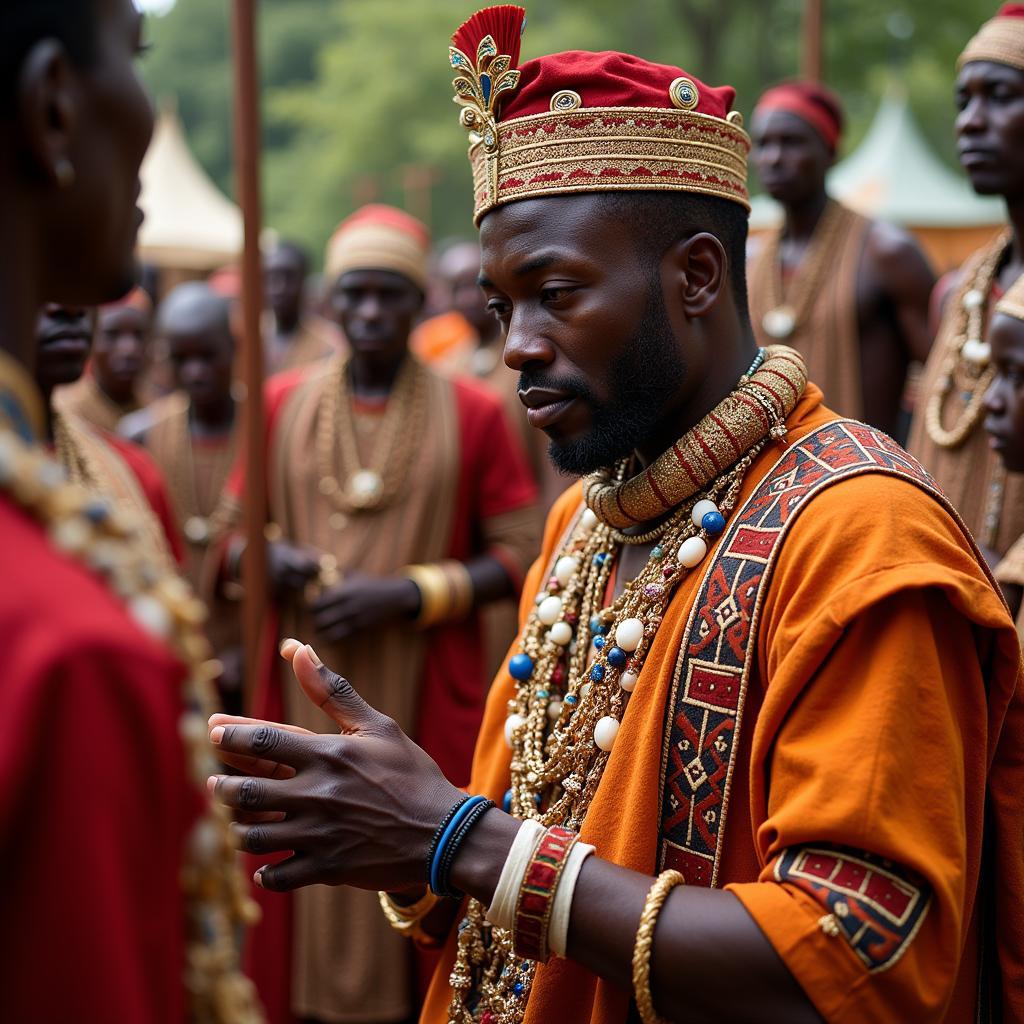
[429,794,490,896]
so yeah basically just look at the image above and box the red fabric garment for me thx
[106,431,186,565]
[0,496,196,1022]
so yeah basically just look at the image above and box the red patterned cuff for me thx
[512,825,578,962]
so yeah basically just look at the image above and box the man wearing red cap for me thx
[218,203,541,1024]
[908,4,1024,565]
[209,8,1024,1024]
[748,81,935,438]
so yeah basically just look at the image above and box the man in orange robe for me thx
[220,205,541,1024]
[0,2,258,1022]
[208,9,1024,1023]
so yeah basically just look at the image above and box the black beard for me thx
[523,287,686,476]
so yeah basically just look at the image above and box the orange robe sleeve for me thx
[0,507,195,1022]
[727,473,1024,1023]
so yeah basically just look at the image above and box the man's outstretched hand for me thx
[207,640,463,893]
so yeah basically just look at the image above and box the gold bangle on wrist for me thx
[439,559,474,620]
[378,889,443,945]
[404,563,451,627]
[631,869,685,1024]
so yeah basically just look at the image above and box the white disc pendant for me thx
[677,536,708,568]
[594,716,620,752]
[547,700,563,720]
[615,617,644,652]
[620,671,639,693]
[762,307,796,339]
[579,508,599,534]
[554,556,579,587]
[691,499,719,529]
[537,595,564,626]
[504,713,525,748]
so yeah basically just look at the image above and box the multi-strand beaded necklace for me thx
[448,346,808,1024]
[0,363,263,1024]
[925,230,1011,450]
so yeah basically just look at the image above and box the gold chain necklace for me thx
[53,409,99,489]
[0,424,262,1023]
[448,354,807,1024]
[314,356,427,513]
[759,200,850,340]
[924,231,1011,450]
[172,399,240,547]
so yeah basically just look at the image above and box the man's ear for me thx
[16,38,79,188]
[664,232,728,320]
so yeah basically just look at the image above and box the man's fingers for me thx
[233,809,286,825]
[215,750,296,780]
[254,854,325,893]
[209,773,302,814]
[210,722,321,772]
[278,638,303,660]
[291,644,384,734]
[230,820,310,856]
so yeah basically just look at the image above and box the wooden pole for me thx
[230,0,268,714]
[801,0,824,82]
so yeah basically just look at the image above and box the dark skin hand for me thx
[310,556,513,644]
[209,645,818,1024]
[751,109,935,437]
[209,194,821,1022]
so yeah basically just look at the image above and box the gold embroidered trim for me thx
[958,20,1024,72]
[468,106,750,222]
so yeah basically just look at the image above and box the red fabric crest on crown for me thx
[997,3,1024,18]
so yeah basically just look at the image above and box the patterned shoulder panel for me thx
[658,420,953,888]
[774,844,931,973]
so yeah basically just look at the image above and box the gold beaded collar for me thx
[583,345,807,529]
[0,349,45,442]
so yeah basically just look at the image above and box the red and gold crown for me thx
[959,3,1024,72]
[448,5,750,224]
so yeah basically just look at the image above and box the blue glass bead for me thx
[593,635,605,650]
[513,982,525,996]
[502,788,513,812]
[650,545,664,560]
[590,663,605,682]
[592,552,609,567]
[536,689,549,699]
[589,616,608,635]
[83,499,109,523]
[702,510,726,536]
[480,72,492,104]
[508,653,534,681]
[564,694,579,706]
[607,646,628,669]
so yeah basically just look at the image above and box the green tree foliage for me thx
[140,0,999,264]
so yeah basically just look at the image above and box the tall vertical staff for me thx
[801,0,824,82]
[230,0,268,712]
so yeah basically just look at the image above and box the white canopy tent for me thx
[137,105,243,272]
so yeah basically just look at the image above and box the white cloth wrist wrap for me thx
[548,840,595,958]
[485,818,546,931]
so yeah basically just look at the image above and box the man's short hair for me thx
[597,191,750,325]
[1,1,97,111]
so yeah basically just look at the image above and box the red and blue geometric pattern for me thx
[774,844,931,972]
[658,420,952,887]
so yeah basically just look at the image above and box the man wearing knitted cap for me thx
[209,9,1024,1024]
[216,203,542,1024]
[749,81,935,437]
[908,3,1024,566]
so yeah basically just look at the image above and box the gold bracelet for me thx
[404,563,452,627]
[439,559,475,620]
[631,870,685,1024]
[378,889,443,946]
